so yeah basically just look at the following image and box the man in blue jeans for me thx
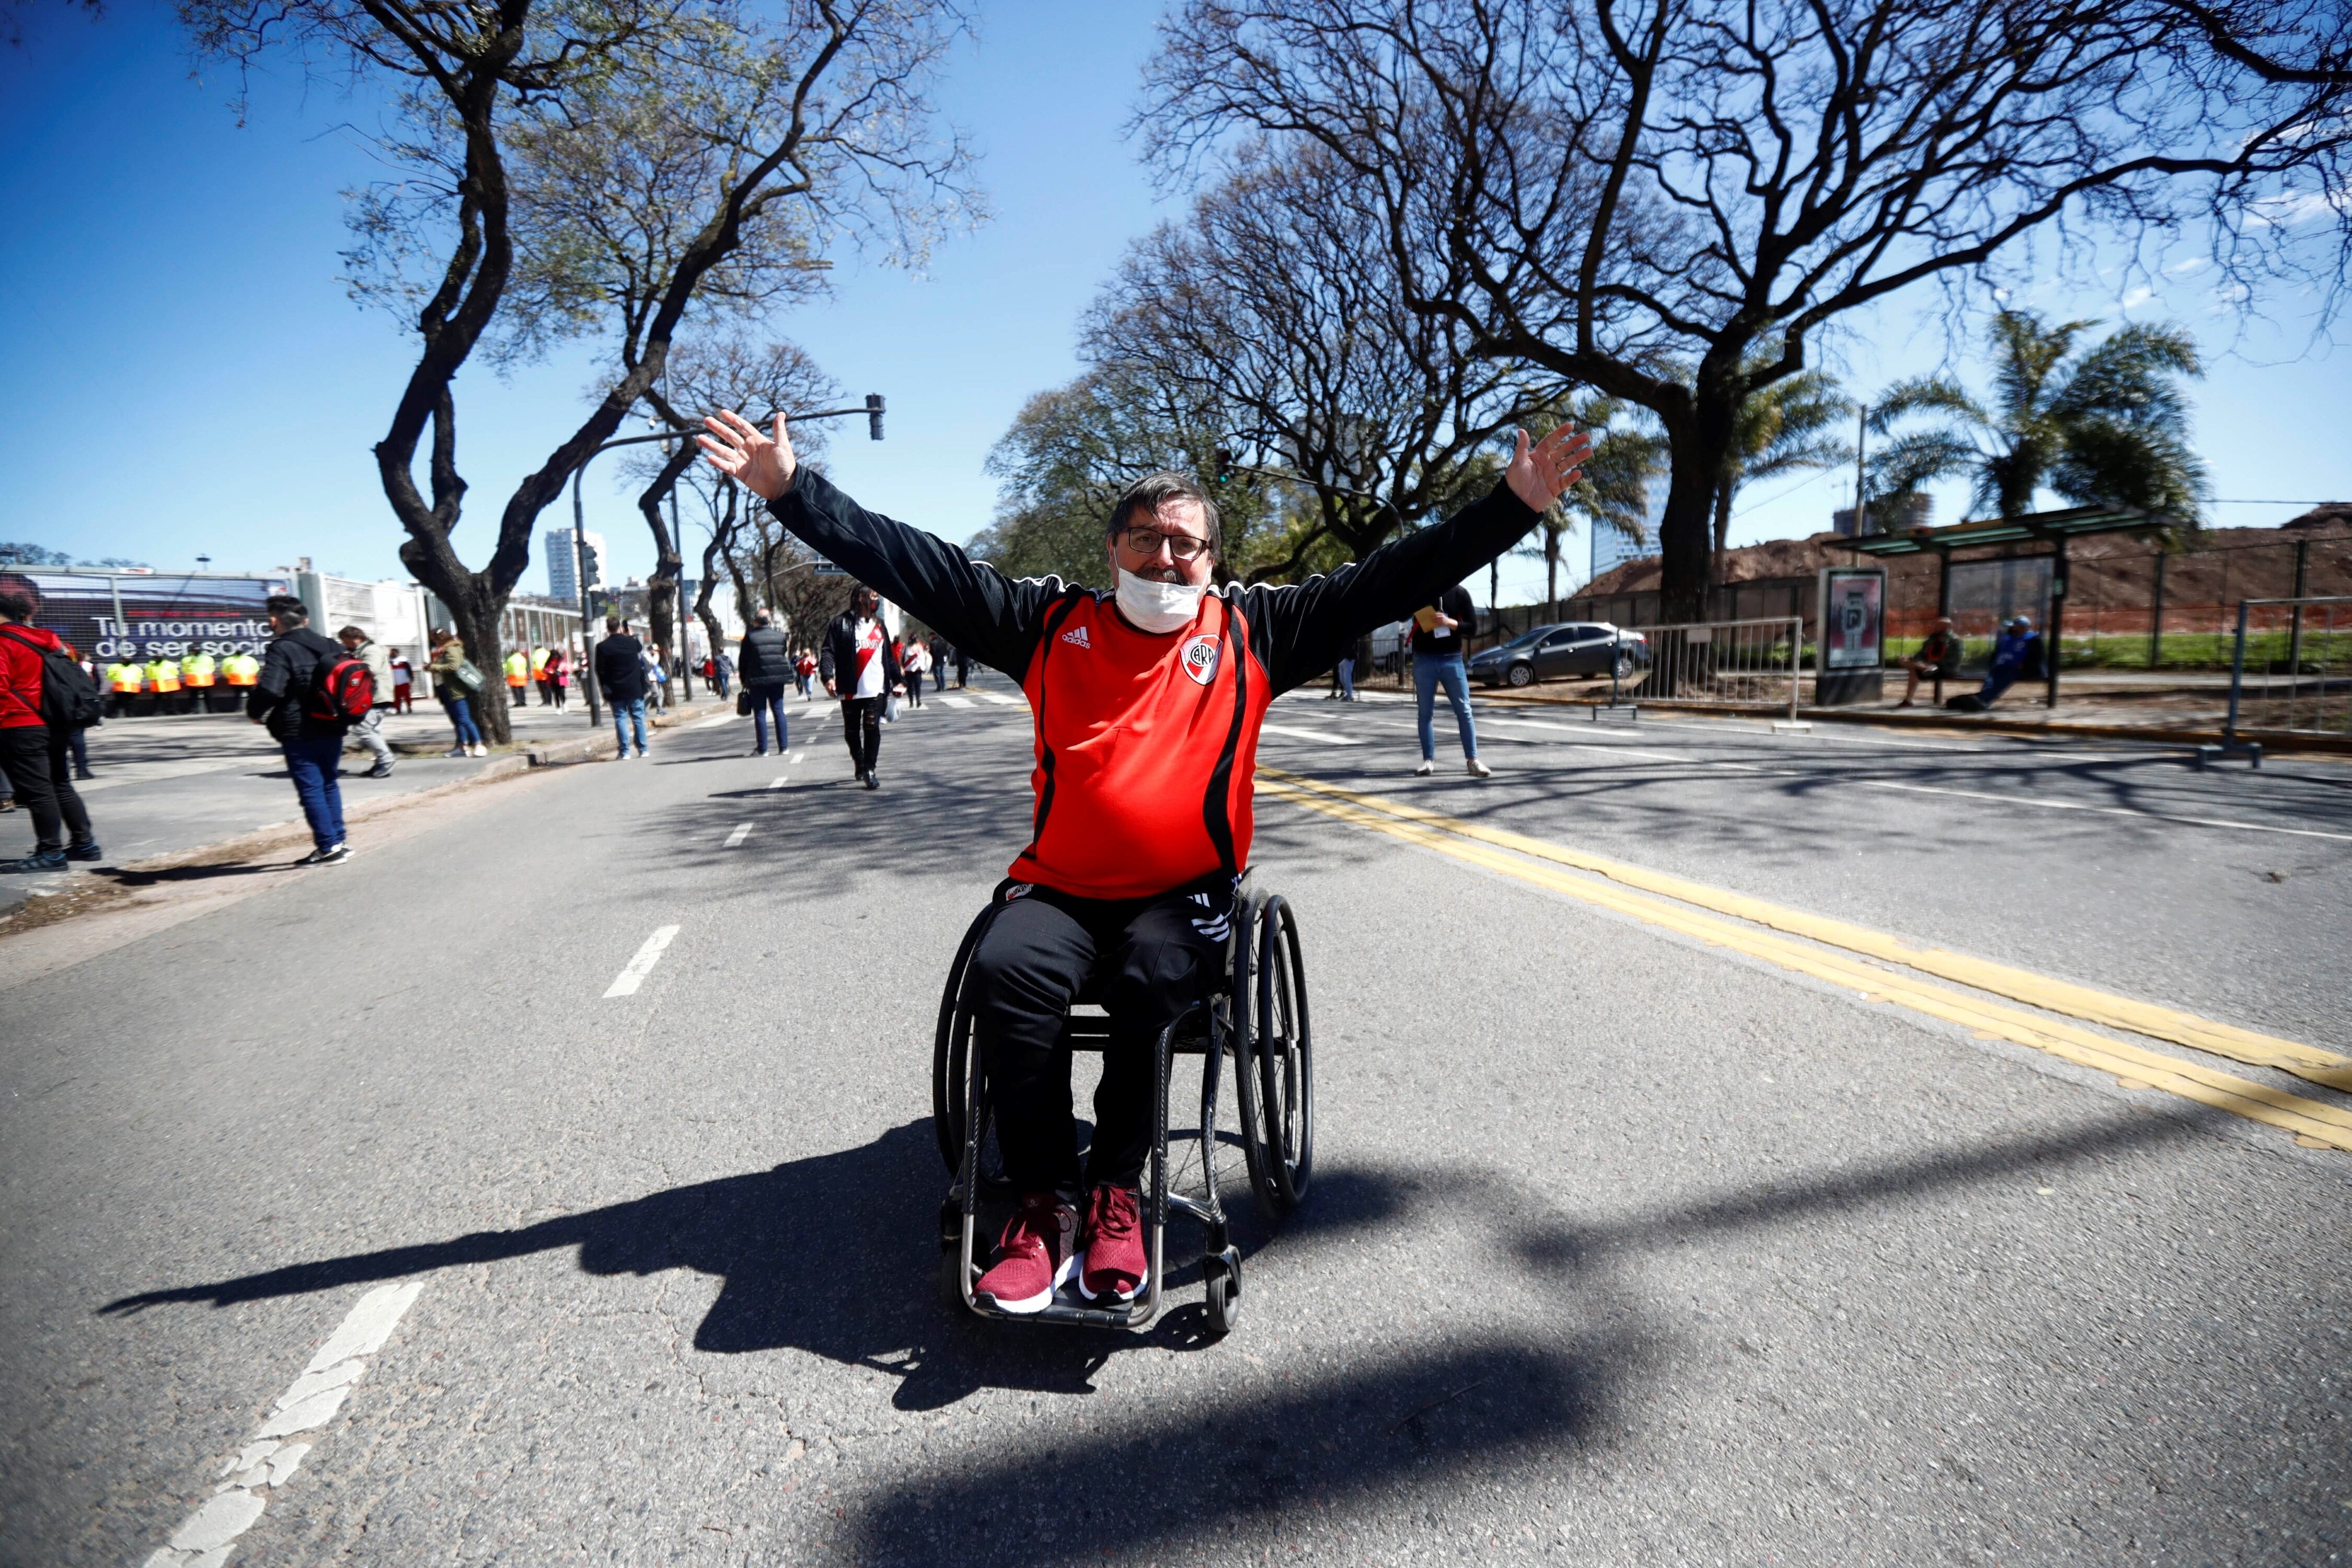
[593,617,652,758]
[1410,581,1490,777]
[248,595,352,866]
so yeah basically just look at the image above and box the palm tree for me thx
[1869,309,2209,521]
[1712,370,1852,573]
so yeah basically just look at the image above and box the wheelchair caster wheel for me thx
[1202,1247,1241,1338]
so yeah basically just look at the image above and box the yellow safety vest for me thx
[147,660,181,693]
[109,662,141,693]
[223,654,261,686]
[531,647,550,676]
[182,653,217,687]
[505,651,529,685]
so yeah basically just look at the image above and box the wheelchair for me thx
[932,874,1314,1336]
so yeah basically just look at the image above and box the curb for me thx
[384,701,723,761]
[1469,689,2352,756]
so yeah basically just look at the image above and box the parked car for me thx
[1468,622,1648,688]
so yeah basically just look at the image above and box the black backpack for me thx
[1,626,104,732]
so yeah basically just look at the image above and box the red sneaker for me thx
[1078,1184,1148,1304]
[972,1192,1077,1313]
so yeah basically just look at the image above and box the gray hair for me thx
[1107,471,1222,559]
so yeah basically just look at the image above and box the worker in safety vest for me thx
[145,656,183,713]
[103,661,138,719]
[222,651,262,688]
[504,648,531,706]
[181,651,218,712]
[530,645,552,708]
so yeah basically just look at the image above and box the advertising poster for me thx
[1820,567,1885,671]
[0,571,292,662]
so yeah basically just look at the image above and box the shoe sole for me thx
[1074,1251,1148,1304]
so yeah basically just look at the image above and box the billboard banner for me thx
[1819,567,1886,671]
[2,571,293,662]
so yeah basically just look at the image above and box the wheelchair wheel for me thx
[1203,1247,1240,1338]
[1252,894,1315,1212]
[933,903,996,1174]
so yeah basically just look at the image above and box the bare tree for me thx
[188,0,974,739]
[1085,142,1540,580]
[1147,0,2352,619]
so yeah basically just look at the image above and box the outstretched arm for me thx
[1246,425,1594,694]
[697,410,1061,677]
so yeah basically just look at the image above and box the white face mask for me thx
[1114,569,1207,634]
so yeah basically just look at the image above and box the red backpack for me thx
[305,651,376,725]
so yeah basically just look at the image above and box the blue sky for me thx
[3,1,2345,605]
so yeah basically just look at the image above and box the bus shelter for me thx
[1843,504,2178,707]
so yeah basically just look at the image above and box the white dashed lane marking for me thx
[724,823,753,848]
[768,775,788,790]
[1259,723,1363,746]
[603,924,681,998]
[142,1282,423,1567]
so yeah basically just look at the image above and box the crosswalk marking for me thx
[602,925,680,998]
[974,691,1023,706]
[938,695,974,709]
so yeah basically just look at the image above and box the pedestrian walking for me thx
[532,644,555,708]
[0,586,102,873]
[736,606,791,756]
[595,616,651,759]
[248,594,359,866]
[712,650,733,700]
[389,654,416,713]
[795,649,818,698]
[1410,582,1489,777]
[954,645,970,688]
[428,628,488,756]
[819,585,899,789]
[642,643,669,712]
[901,636,927,707]
[547,648,571,711]
[337,625,398,779]
[929,635,949,693]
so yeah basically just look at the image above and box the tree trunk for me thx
[445,580,511,746]
[637,440,695,704]
[1546,532,1559,619]
[1712,481,1735,590]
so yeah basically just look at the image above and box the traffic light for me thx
[1214,447,1235,485]
[866,393,885,441]
[578,539,601,589]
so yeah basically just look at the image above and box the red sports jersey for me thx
[770,468,1538,903]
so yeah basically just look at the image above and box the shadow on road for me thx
[99,1109,2187,1432]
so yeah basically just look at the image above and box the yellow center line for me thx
[1254,769,2352,1155]
[1256,766,2349,1093]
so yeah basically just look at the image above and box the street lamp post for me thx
[568,399,885,729]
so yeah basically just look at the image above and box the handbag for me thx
[452,659,487,694]
[736,689,753,716]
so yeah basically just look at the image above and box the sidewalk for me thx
[0,694,728,921]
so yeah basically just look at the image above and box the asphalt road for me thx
[3,674,2347,1566]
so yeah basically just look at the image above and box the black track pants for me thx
[968,878,1232,1193]
[0,728,93,852]
[840,695,884,773]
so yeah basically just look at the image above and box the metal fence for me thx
[1618,618,1805,719]
[2224,596,2352,740]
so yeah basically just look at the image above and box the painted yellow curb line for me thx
[1255,771,2352,1155]
[1257,766,2350,1093]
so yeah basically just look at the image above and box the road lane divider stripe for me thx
[1260,723,1363,746]
[724,822,753,847]
[768,775,788,790]
[142,1282,422,1567]
[602,924,680,998]
[1255,771,2352,1153]
[1258,766,2349,1092]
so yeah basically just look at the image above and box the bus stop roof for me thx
[1841,503,2177,555]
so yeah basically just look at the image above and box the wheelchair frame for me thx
[932,876,1315,1335]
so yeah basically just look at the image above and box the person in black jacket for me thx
[736,607,791,756]
[247,594,352,865]
[593,617,652,760]
[1409,581,1487,777]
[817,586,901,789]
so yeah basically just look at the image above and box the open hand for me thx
[1506,423,1594,513]
[697,409,797,501]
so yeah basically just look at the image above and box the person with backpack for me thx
[0,585,102,873]
[248,594,364,866]
[337,625,398,779]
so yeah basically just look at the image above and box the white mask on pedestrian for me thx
[1114,569,1206,635]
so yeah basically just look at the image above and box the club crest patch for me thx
[1179,633,1221,686]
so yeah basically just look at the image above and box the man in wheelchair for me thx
[698,408,1590,1313]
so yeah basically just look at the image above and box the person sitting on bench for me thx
[1897,617,1961,708]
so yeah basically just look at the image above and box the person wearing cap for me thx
[1978,615,2041,708]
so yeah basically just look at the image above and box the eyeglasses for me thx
[1117,526,1212,561]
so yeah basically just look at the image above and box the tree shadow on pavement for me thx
[89,861,302,888]
[99,1109,2188,1435]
